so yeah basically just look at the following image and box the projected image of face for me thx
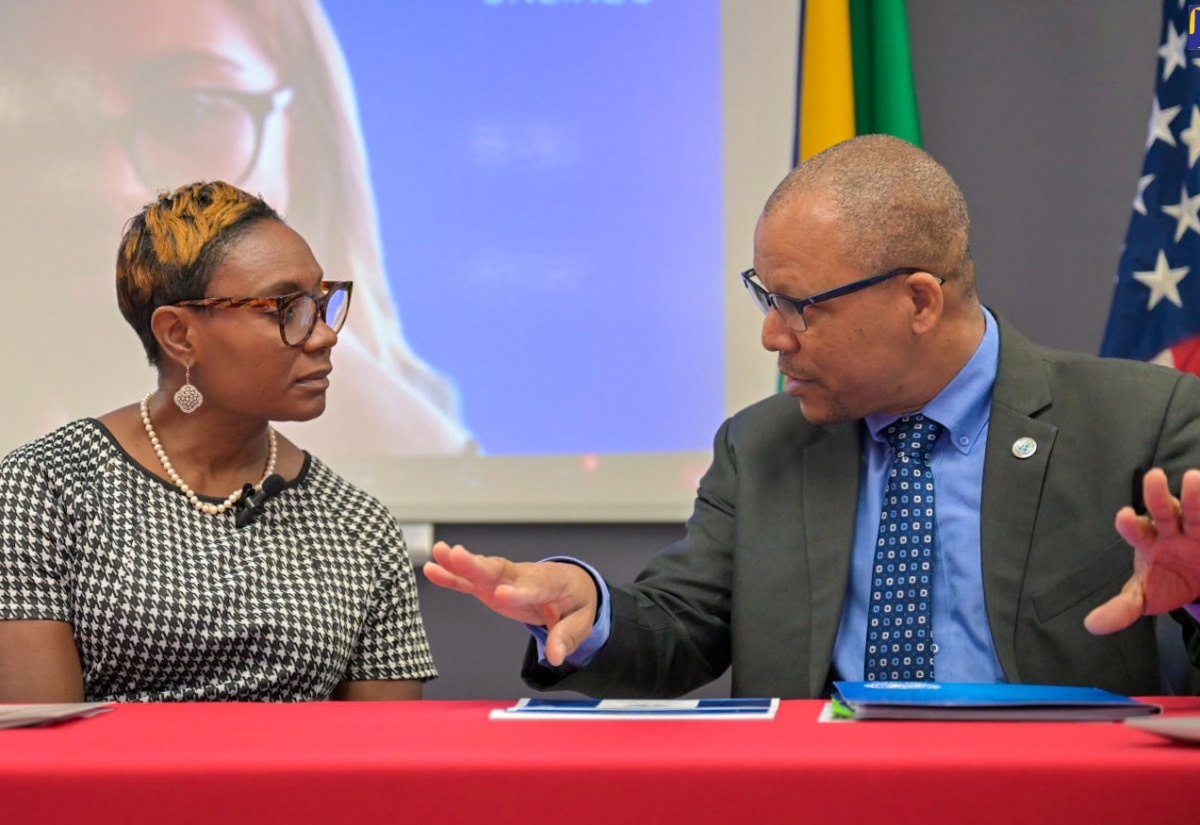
[6,0,290,240]
[0,0,471,458]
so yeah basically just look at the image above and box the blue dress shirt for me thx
[833,308,1004,682]
[541,310,1007,683]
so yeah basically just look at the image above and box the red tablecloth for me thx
[4,698,1200,824]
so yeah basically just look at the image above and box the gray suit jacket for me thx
[525,317,1200,698]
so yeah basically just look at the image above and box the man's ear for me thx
[907,272,945,335]
[150,306,196,368]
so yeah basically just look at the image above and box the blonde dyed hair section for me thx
[117,181,280,365]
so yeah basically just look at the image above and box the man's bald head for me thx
[764,135,976,299]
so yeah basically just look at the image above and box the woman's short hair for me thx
[116,180,281,365]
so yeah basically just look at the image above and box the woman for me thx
[0,0,472,457]
[0,181,436,702]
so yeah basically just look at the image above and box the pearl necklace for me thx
[140,392,278,516]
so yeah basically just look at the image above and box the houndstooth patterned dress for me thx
[0,419,436,701]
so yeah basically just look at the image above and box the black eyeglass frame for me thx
[172,279,353,347]
[740,267,944,332]
[121,86,295,188]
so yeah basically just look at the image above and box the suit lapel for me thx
[980,316,1056,682]
[803,420,861,697]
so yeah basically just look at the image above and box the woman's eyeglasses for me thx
[173,280,353,347]
[125,86,295,188]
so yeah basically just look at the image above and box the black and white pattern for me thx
[0,419,436,701]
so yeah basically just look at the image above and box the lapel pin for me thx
[1012,437,1037,459]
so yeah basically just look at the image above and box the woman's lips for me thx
[296,371,331,390]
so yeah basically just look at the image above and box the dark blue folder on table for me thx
[833,681,1161,721]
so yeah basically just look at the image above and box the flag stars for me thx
[1181,106,1200,169]
[1133,173,1155,215]
[1147,96,1182,149]
[1158,21,1188,81]
[1161,184,1200,241]
[1133,249,1190,310]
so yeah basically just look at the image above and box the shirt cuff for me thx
[523,557,613,668]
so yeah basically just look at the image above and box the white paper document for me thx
[1125,715,1200,744]
[489,697,779,720]
[0,703,114,730]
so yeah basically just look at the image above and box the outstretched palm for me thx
[1086,468,1200,634]
[423,541,599,664]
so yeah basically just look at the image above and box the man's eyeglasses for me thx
[740,267,942,332]
[173,280,353,347]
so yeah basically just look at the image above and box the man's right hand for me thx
[423,541,600,666]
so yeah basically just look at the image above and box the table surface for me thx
[4,697,1200,825]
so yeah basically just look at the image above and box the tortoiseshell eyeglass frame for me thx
[171,280,353,347]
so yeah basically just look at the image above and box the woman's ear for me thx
[150,306,195,368]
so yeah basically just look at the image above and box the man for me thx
[425,135,1200,698]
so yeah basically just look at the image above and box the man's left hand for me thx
[1086,467,1200,634]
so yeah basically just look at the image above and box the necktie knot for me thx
[884,414,941,464]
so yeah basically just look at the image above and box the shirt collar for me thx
[865,308,998,455]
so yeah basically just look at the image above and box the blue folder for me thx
[833,681,1161,721]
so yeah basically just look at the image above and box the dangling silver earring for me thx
[173,364,204,414]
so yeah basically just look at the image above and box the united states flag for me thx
[1101,1,1200,373]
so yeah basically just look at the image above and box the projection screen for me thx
[0,0,796,521]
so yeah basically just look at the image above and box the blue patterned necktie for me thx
[864,413,941,682]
